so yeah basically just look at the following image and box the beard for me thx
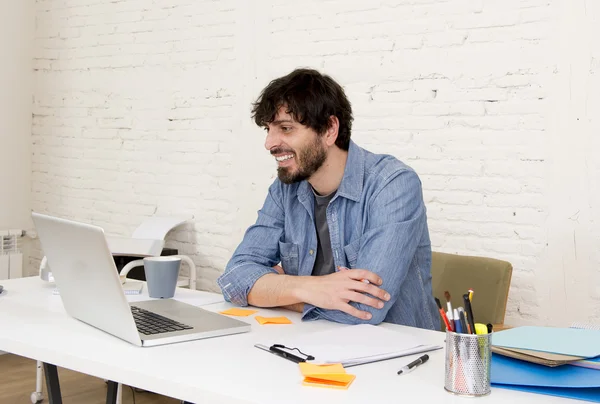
[276,136,327,184]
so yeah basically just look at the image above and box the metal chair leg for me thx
[30,360,44,403]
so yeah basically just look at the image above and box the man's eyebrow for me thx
[271,120,295,125]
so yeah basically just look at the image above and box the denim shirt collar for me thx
[297,140,364,203]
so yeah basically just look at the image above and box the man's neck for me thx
[308,147,348,196]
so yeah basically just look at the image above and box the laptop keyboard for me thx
[131,306,193,335]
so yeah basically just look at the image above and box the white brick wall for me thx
[30,0,600,327]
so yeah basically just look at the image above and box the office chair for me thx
[430,251,513,330]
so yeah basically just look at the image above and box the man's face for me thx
[264,108,327,184]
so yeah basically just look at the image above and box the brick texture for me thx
[30,0,600,326]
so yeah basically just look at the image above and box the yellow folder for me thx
[298,363,356,390]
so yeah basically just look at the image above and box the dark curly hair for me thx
[251,68,353,150]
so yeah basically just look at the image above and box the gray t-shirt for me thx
[311,188,336,276]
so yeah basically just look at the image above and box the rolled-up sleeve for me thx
[302,169,426,325]
[217,181,285,306]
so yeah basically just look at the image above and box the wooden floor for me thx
[0,354,180,404]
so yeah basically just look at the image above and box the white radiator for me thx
[0,230,23,280]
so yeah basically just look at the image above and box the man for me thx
[217,68,438,329]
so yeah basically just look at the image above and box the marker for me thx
[453,309,462,333]
[474,323,488,335]
[397,354,429,375]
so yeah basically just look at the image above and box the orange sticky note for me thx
[219,308,258,316]
[255,316,292,325]
[299,363,356,390]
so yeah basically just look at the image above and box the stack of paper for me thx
[493,326,600,358]
[491,326,600,402]
[491,346,584,367]
[262,324,442,368]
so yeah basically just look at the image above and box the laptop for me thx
[32,212,251,347]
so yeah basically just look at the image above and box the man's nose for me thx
[264,128,280,151]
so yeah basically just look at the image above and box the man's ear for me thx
[324,116,339,147]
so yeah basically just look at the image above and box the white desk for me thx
[0,277,569,403]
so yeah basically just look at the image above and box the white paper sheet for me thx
[106,237,164,257]
[261,324,442,367]
[131,216,191,240]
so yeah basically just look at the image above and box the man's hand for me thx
[296,269,390,321]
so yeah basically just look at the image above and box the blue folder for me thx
[492,354,600,402]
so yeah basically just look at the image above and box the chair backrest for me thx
[431,251,513,328]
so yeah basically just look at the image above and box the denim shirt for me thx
[217,140,439,330]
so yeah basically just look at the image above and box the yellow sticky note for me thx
[255,316,292,325]
[219,308,258,317]
[299,363,356,390]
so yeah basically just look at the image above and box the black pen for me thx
[463,293,476,334]
[269,345,307,363]
[397,354,429,375]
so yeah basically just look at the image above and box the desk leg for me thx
[42,363,62,404]
[106,381,118,404]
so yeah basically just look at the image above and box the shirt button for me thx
[309,249,314,255]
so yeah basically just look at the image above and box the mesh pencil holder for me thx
[444,330,492,397]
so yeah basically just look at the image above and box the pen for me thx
[254,344,313,364]
[269,345,309,363]
[463,293,476,335]
[458,308,468,334]
[397,354,429,375]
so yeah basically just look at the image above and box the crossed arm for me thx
[247,265,390,321]
[217,170,425,325]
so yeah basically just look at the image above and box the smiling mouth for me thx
[275,154,294,162]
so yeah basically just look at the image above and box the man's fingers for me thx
[336,302,372,321]
[345,269,382,285]
[344,291,385,309]
[350,281,391,302]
